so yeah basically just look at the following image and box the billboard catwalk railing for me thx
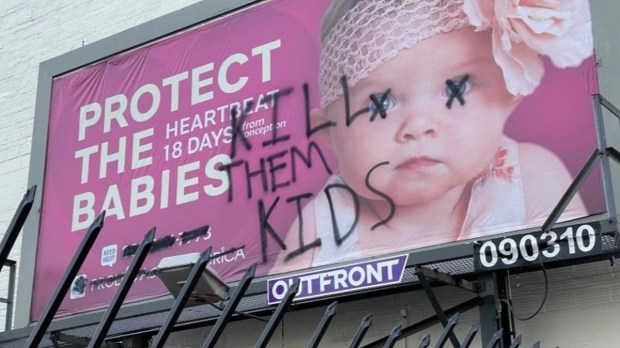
[0,191,546,347]
[0,186,536,347]
[0,259,16,332]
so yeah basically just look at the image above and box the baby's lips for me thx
[396,156,440,171]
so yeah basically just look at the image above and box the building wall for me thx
[0,0,619,346]
[0,0,202,330]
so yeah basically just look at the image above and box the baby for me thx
[271,0,593,273]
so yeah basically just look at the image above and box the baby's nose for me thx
[395,112,438,142]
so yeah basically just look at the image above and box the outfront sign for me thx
[267,254,408,304]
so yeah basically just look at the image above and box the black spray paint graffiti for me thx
[122,225,212,258]
[340,75,392,125]
[220,77,405,263]
[223,86,332,262]
[229,88,293,159]
[445,74,470,109]
[219,70,469,263]
[117,70,470,267]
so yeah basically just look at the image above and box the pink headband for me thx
[319,0,594,108]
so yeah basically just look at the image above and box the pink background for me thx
[34,0,603,320]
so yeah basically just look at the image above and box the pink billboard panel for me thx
[35,0,603,319]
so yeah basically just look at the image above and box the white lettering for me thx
[75,145,99,184]
[101,184,125,220]
[177,161,200,205]
[78,103,101,141]
[130,84,160,122]
[192,63,214,105]
[251,40,281,83]
[204,153,231,196]
[130,176,154,217]
[272,280,288,301]
[163,71,189,112]
[99,137,126,179]
[104,94,129,133]
[219,53,248,93]
[131,128,154,170]
[72,192,95,231]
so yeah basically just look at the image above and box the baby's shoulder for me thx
[516,142,568,180]
[514,141,586,218]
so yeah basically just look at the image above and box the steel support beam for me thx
[478,272,511,348]
[415,266,479,293]
[415,269,460,347]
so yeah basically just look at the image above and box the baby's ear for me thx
[310,107,334,146]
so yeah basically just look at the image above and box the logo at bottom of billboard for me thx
[70,275,88,300]
[267,254,408,304]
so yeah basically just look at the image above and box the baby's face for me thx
[324,28,519,205]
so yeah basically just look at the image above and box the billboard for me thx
[33,0,603,319]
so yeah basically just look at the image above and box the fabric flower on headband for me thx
[463,0,594,96]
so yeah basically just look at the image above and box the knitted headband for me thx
[319,0,594,108]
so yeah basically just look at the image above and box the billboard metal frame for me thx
[14,0,620,342]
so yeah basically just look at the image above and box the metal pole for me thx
[202,264,257,348]
[88,228,156,348]
[509,335,522,348]
[0,185,36,273]
[598,94,620,121]
[496,272,512,347]
[26,211,106,348]
[5,260,16,331]
[416,269,460,347]
[478,273,500,348]
[253,279,299,348]
[485,329,503,348]
[593,95,618,230]
[382,324,402,348]
[307,301,338,348]
[460,323,480,348]
[349,314,372,348]
[150,247,212,348]
[541,149,602,232]
[434,314,459,348]
[417,334,431,348]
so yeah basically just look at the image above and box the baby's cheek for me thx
[342,162,383,197]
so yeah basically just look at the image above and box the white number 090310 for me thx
[477,225,598,269]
